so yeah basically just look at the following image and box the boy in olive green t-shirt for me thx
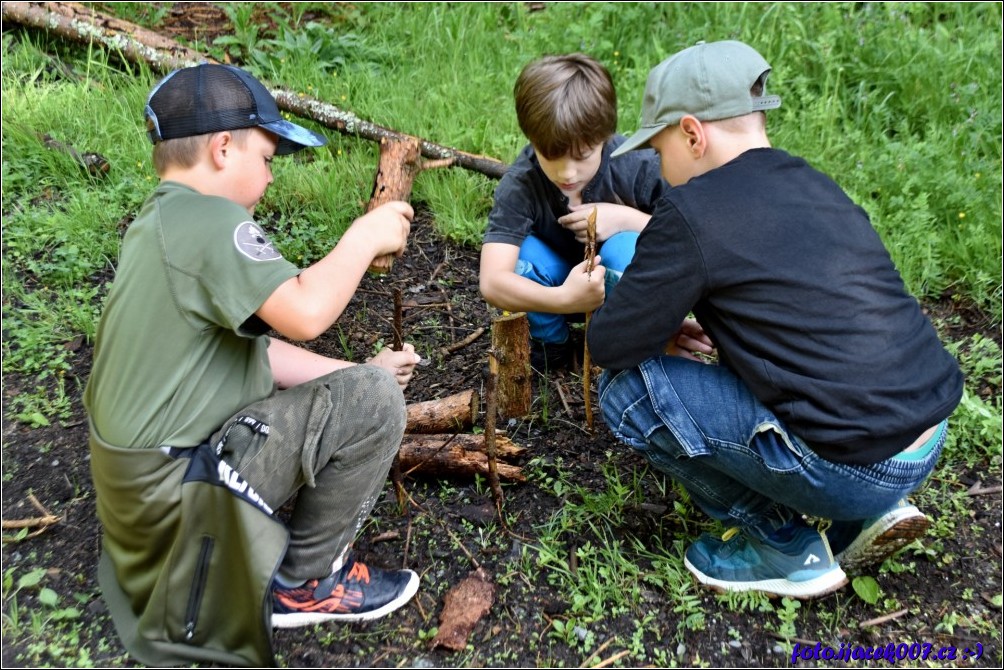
[84,64,421,665]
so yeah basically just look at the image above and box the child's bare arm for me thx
[559,203,651,243]
[258,201,413,340]
[480,242,605,314]
[267,338,354,388]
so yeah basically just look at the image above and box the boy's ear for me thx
[208,131,233,169]
[678,115,707,158]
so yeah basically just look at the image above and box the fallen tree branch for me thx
[2,1,509,180]
[967,482,1003,497]
[398,435,525,482]
[406,389,479,434]
[2,493,61,541]
[2,515,61,530]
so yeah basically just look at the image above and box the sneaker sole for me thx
[272,570,420,629]
[683,556,848,599]
[836,506,929,574]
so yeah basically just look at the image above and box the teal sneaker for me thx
[829,500,929,574]
[684,523,847,599]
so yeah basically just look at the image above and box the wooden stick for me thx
[582,207,598,433]
[484,351,508,518]
[389,285,409,512]
[366,136,421,273]
[553,379,573,417]
[398,434,525,481]
[400,433,524,457]
[591,650,631,669]
[967,482,1003,496]
[2,516,60,530]
[579,638,615,668]
[438,326,486,357]
[858,608,909,628]
[392,288,404,351]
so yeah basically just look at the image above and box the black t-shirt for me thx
[589,148,964,465]
[484,136,669,264]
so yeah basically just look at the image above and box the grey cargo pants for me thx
[209,364,405,583]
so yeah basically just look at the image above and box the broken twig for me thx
[438,326,486,357]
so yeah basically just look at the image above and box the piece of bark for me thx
[1,2,509,180]
[397,434,524,482]
[430,568,496,651]
[490,312,531,420]
[405,390,479,434]
[367,137,422,273]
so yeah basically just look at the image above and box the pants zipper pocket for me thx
[184,536,214,642]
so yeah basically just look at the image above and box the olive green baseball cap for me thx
[612,40,781,157]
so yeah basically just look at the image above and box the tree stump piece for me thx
[490,312,531,420]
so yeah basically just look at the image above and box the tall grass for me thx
[1,3,1000,414]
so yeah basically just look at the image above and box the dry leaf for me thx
[430,568,496,651]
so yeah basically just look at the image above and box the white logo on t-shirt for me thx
[233,221,282,261]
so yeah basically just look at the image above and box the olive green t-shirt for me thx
[84,182,300,448]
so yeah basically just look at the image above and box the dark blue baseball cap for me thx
[145,63,326,155]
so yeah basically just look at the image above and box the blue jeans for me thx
[516,232,637,343]
[598,356,946,536]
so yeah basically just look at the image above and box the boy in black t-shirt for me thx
[590,41,963,599]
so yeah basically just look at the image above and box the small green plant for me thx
[333,325,355,360]
[852,575,882,605]
[775,597,802,640]
[3,567,82,648]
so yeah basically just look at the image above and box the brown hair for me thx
[513,53,617,160]
[150,128,252,175]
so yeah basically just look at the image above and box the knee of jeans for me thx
[598,232,638,272]
[599,379,659,450]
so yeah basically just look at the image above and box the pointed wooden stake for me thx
[582,207,598,433]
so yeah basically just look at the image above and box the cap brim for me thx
[610,124,667,158]
[262,119,327,155]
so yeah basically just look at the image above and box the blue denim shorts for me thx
[598,356,946,527]
[516,232,638,343]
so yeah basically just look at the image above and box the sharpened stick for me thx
[583,207,598,433]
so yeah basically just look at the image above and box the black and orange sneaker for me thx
[271,556,419,628]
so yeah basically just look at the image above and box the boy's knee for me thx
[353,364,407,433]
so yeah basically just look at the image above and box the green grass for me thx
[2,2,1001,665]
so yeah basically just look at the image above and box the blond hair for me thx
[150,128,252,175]
[513,53,617,160]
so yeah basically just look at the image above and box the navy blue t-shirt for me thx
[484,136,669,264]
